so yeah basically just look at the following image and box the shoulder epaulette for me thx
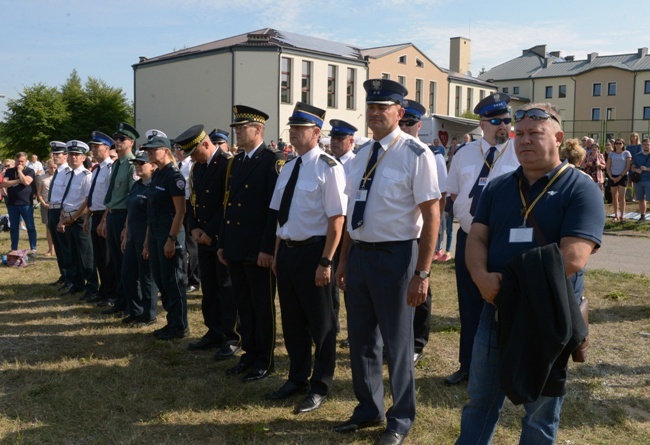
[319,154,337,167]
[82,169,91,175]
[353,140,372,155]
[406,139,425,156]
[220,150,234,159]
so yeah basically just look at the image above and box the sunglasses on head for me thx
[482,117,512,126]
[513,108,560,124]
[399,120,418,127]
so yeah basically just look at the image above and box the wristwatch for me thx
[414,269,430,279]
[168,234,177,242]
[319,257,332,267]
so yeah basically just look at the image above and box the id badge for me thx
[509,227,533,243]
[478,177,488,187]
[355,189,368,202]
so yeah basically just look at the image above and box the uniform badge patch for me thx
[176,179,186,190]
[275,159,285,175]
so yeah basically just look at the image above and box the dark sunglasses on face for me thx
[399,120,418,127]
[513,108,560,124]
[482,117,512,126]
[113,134,129,142]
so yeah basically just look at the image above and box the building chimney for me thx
[527,44,547,58]
[247,33,271,43]
[565,55,575,62]
[549,51,561,58]
[450,37,471,74]
[639,47,648,58]
[587,52,598,63]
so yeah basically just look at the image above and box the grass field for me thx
[1,203,649,444]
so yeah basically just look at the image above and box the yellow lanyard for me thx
[518,163,570,226]
[361,132,401,189]
[479,139,510,171]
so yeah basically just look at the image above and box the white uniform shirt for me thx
[87,158,114,212]
[270,146,347,241]
[62,166,92,212]
[177,158,193,201]
[49,163,71,206]
[434,152,447,193]
[446,138,519,233]
[345,128,441,242]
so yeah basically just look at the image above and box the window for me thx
[455,86,462,116]
[645,80,650,94]
[592,108,601,121]
[429,81,437,114]
[381,73,390,80]
[513,86,520,95]
[280,57,291,104]
[415,79,423,103]
[301,60,311,104]
[644,107,650,120]
[559,85,566,98]
[593,83,601,96]
[502,87,509,93]
[398,76,406,86]
[398,55,406,64]
[480,90,486,100]
[545,86,553,98]
[416,58,424,68]
[606,108,614,120]
[327,65,337,108]
[346,68,355,110]
[466,88,473,112]
[608,82,617,96]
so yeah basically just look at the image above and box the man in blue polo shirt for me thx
[455,103,604,444]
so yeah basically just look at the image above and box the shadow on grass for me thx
[589,304,650,323]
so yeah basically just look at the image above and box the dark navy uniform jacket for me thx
[126,180,150,243]
[147,162,186,237]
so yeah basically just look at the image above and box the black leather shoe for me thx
[157,327,190,340]
[153,325,172,338]
[339,338,350,348]
[96,299,114,308]
[414,351,424,365]
[58,283,72,292]
[213,344,241,361]
[132,317,156,328]
[333,417,385,433]
[225,361,251,376]
[265,380,309,400]
[61,287,83,296]
[49,278,65,286]
[444,368,469,386]
[101,306,125,316]
[121,314,142,324]
[241,367,273,382]
[87,295,104,303]
[187,285,198,293]
[376,431,405,445]
[187,334,224,351]
[294,393,326,414]
[79,292,96,301]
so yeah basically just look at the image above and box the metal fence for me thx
[562,119,650,145]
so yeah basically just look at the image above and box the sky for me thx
[1,0,648,118]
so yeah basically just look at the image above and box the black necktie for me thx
[468,146,497,216]
[47,169,58,202]
[87,164,101,208]
[351,142,381,229]
[277,157,302,227]
[105,159,120,203]
[61,171,74,204]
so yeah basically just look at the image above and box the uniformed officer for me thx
[82,131,114,303]
[399,99,448,365]
[334,79,441,445]
[266,103,347,414]
[58,140,97,297]
[97,122,139,314]
[46,141,71,288]
[444,93,519,386]
[120,150,158,326]
[218,105,284,382]
[174,125,240,359]
[142,135,188,340]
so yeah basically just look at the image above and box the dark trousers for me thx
[413,288,432,353]
[277,239,337,396]
[122,234,158,320]
[455,228,484,373]
[149,230,188,330]
[228,259,276,372]
[47,208,68,282]
[90,212,113,298]
[64,218,98,293]
[106,212,127,307]
[197,248,239,344]
[183,200,201,287]
[345,240,417,435]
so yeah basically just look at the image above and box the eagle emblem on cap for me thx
[372,80,382,91]
[72,141,78,147]
[152,130,158,137]
[118,123,124,131]
[494,94,501,101]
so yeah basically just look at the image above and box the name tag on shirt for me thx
[355,189,368,202]
[478,177,488,187]
[509,227,533,243]
[155,186,165,191]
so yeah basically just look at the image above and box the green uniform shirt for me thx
[103,151,136,210]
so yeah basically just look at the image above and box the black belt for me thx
[284,236,325,248]
[353,239,414,251]
[108,209,127,214]
[91,210,105,216]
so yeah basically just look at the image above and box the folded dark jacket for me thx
[494,243,588,405]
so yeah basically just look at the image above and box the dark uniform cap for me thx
[209,128,229,144]
[114,122,140,140]
[329,119,357,137]
[287,102,326,128]
[473,93,511,118]
[230,105,269,127]
[145,129,167,140]
[50,141,67,153]
[141,136,172,150]
[66,140,90,154]
[364,78,408,105]
[89,131,115,147]
[129,150,150,164]
[402,100,426,120]
[173,124,206,156]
